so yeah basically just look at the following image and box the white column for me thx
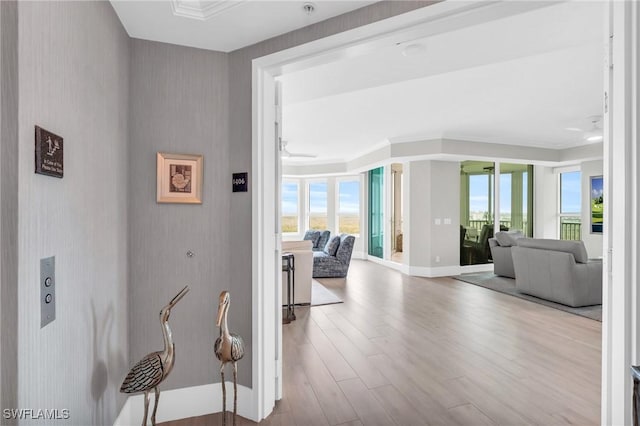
[326,177,337,234]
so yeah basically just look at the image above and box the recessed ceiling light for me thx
[402,43,426,57]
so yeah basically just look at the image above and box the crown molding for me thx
[170,0,246,21]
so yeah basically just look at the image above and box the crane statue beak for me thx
[167,285,190,309]
[216,303,224,327]
[216,291,229,327]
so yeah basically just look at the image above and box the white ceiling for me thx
[280,1,605,164]
[110,0,378,52]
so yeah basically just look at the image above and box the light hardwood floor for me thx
[161,259,601,426]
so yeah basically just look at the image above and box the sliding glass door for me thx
[460,161,495,265]
[460,161,534,266]
[368,167,384,258]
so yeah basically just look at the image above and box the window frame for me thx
[306,178,329,231]
[281,179,301,235]
[336,175,362,237]
[557,168,582,240]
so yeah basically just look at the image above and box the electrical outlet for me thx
[435,256,441,263]
[41,256,56,328]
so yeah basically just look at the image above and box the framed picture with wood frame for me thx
[156,152,203,204]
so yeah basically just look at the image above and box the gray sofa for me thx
[511,238,602,307]
[488,231,524,278]
[313,234,355,278]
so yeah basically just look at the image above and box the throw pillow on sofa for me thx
[316,230,331,250]
[303,230,321,247]
[324,236,341,256]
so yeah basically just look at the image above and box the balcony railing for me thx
[560,220,581,241]
[466,219,581,240]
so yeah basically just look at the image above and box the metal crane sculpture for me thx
[120,285,190,426]
[214,291,245,426]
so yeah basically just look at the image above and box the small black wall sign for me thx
[232,172,248,192]
[35,126,64,178]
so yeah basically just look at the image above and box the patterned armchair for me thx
[312,234,355,278]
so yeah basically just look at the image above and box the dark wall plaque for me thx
[35,126,63,178]
[232,172,248,192]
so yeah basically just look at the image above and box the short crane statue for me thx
[214,291,245,426]
[120,285,190,426]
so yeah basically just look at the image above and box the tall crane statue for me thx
[120,285,190,426]
[214,291,245,426]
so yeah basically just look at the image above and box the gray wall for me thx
[16,2,130,424]
[429,161,461,267]
[128,39,233,389]
[406,160,460,269]
[1,1,19,422]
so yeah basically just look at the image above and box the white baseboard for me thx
[407,265,462,277]
[351,251,366,260]
[363,255,496,278]
[114,398,133,426]
[365,255,405,272]
[460,264,494,274]
[114,383,255,425]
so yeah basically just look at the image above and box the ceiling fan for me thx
[565,115,603,142]
[280,140,317,159]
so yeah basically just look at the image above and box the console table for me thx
[282,252,296,324]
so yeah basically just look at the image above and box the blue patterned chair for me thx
[312,234,355,278]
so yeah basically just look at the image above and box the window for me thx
[559,171,581,240]
[281,181,299,233]
[338,179,360,235]
[308,181,328,230]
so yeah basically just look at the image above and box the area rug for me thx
[452,272,602,322]
[311,280,343,306]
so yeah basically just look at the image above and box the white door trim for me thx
[602,1,639,424]
[251,0,618,422]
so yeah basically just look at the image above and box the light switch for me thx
[41,256,56,328]
[435,218,441,225]
[444,218,452,225]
